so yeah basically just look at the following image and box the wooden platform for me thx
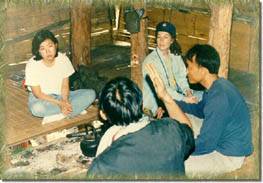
[5,80,98,147]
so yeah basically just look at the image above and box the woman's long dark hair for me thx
[170,40,182,56]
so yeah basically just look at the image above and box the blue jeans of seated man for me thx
[28,89,96,118]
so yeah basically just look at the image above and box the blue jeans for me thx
[28,89,96,118]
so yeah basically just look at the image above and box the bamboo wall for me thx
[115,7,259,74]
[4,2,112,65]
[4,3,69,65]
[3,2,259,74]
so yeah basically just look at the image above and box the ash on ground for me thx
[4,135,94,178]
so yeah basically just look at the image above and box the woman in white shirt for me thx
[25,29,96,122]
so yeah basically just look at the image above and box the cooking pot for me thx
[80,125,100,157]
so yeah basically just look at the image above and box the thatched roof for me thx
[4,0,259,23]
[146,0,259,23]
[105,0,259,23]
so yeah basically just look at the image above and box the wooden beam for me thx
[71,0,92,69]
[130,0,148,90]
[5,20,70,45]
[208,2,233,78]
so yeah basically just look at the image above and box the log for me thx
[71,0,92,69]
[130,1,148,90]
[208,2,233,78]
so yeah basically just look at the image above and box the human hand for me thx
[183,96,198,104]
[145,64,170,102]
[60,100,72,115]
[155,107,165,119]
[185,89,193,97]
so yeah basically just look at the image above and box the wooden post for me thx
[130,1,148,90]
[71,0,92,69]
[208,1,233,78]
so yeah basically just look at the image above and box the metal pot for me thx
[80,126,100,157]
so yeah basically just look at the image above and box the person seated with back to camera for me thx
[25,29,96,123]
[87,76,195,178]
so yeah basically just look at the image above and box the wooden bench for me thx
[5,80,98,147]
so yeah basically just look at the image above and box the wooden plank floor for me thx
[5,80,98,147]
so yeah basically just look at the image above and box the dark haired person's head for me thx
[99,77,143,126]
[32,29,59,61]
[185,44,220,74]
[155,22,182,55]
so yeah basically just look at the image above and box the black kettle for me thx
[80,125,100,157]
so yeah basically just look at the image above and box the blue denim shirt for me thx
[177,78,253,156]
[142,48,190,114]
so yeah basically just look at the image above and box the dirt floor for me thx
[4,135,91,179]
[3,44,260,180]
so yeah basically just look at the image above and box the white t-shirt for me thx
[25,52,75,95]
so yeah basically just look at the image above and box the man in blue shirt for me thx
[146,44,253,176]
